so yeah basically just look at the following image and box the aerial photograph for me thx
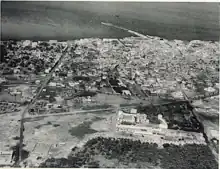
[0,1,219,168]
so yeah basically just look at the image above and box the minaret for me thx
[129,67,133,80]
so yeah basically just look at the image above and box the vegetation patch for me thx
[40,137,217,168]
[82,104,112,110]
[68,121,97,138]
[53,124,61,127]
[35,121,52,129]
[24,116,45,122]
[12,136,20,140]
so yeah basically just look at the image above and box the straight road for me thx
[18,45,69,162]
[24,108,117,121]
[22,99,191,122]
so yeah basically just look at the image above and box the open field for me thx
[0,107,115,166]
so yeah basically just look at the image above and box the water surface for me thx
[1,2,219,41]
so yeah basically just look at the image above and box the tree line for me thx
[39,137,217,169]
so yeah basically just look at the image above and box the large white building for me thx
[116,109,206,144]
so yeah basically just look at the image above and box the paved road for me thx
[24,108,117,121]
[22,99,191,122]
[1,2,219,41]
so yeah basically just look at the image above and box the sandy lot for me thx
[0,107,117,166]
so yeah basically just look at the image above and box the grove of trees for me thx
[39,137,217,169]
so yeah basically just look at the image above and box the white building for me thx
[0,77,6,84]
[102,75,107,80]
[122,90,131,96]
[136,113,148,124]
[13,68,20,74]
[69,82,75,87]
[171,91,184,99]
[48,82,56,87]
[118,110,136,124]
[204,87,216,93]
[130,108,137,114]
[49,40,58,44]
[67,71,73,77]
[35,80,41,85]
[45,68,50,74]
[22,40,31,47]
[122,114,136,124]
[31,42,38,48]
[116,109,205,144]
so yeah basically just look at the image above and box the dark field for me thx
[68,117,103,138]
[1,2,219,41]
[68,121,97,138]
[137,101,202,132]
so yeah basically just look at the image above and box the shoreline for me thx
[1,36,219,44]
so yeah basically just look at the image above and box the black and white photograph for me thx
[0,1,219,168]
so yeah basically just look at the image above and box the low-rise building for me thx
[45,68,51,74]
[48,82,56,87]
[130,108,137,114]
[136,113,148,124]
[35,80,41,85]
[22,40,31,47]
[204,87,216,93]
[122,90,131,96]
[171,91,184,99]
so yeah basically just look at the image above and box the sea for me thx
[1,2,220,41]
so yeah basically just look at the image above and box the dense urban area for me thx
[0,36,219,168]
